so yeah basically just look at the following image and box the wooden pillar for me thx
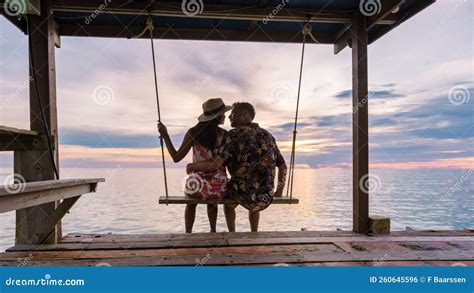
[351,12,369,234]
[15,0,60,245]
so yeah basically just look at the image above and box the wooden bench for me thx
[159,196,299,205]
[0,125,54,151]
[0,178,104,244]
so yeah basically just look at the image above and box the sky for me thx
[0,1,473,170]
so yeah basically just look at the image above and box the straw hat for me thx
[198,98,232,122]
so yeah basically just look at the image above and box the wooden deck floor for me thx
[1,230,473,266]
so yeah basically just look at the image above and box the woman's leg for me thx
[224,204,237,232]
[185,204,197,233]
[207,204,218,233]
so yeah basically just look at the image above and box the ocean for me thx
[0,167,472,251]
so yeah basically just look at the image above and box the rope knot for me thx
[146,15,154,32]
[301,22,319,43]
[129,14,155,39]
[302,23,312,36]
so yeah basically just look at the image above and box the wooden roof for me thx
[1,0,435,52]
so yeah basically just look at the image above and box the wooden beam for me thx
[366,0,405,30]
[0,179,104,213]
[333,25,352,54]
[258,0,269,7]
[368,0,436,44]
[30,196,81,244]
[0,11,27,33]
[15,0,59,245]
[159,196,299,205]
[59,24,334,44]
[248,0,269,30]
[54,21,61,48]
[54,1,388,25]
[351,12,369,234]
[335,1,435,53]
[0,125,54,151]
[0,178,104,197]
[0,125,39,137]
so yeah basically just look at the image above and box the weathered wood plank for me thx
[61,231,360,243]
[8,235,473,252]
[333,25,352,54]
[159,196,299,205]
[53,1,365,25]
[0,178,105,197]
[0,125,39,136]
[227,231,361,239]
[7,238,231,252]
[62,233,230,244]
[31,196,81,244]
[228,237,474,247]
[0,179,104,213]
[390,230,474,236]
[60,230,474,245]
[60,24,333,44]
[0,125,54,152]
[366,0,405,30]
[303,260,474,267]
[368,0,437,44]
[1,249,471,267]
[1,244,341,261]
[2,230,473,266]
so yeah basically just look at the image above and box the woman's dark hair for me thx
[189,117,222,150]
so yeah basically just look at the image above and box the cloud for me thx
[334,84,405,100]
[311,114,351,127]
[369,117,398,127]
[335,89,352,99]
[59,128,160,148]
[58,145,190,168]
[272,122,312,131]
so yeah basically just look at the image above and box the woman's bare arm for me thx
[158,123,193,163]
[186,157,224,174]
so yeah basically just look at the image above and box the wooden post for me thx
[351,12,369,234]
[15,0,60,245]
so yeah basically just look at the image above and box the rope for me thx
[286,21,313,199]
[133,14,169,201]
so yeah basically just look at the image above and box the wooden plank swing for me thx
[159,196,299,205]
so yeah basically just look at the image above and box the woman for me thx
[158,98,231,233]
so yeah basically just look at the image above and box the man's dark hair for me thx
[233,102,255,120]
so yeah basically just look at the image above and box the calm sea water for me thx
[0,167,472,251]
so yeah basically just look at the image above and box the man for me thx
[186,102,287,232]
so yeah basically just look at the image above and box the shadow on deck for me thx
[1,230,473,266]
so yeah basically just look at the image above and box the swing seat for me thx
[159,196,299,205]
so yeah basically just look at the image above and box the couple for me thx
[158,98,287,233]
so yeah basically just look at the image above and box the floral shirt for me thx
[218,123,285,212]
